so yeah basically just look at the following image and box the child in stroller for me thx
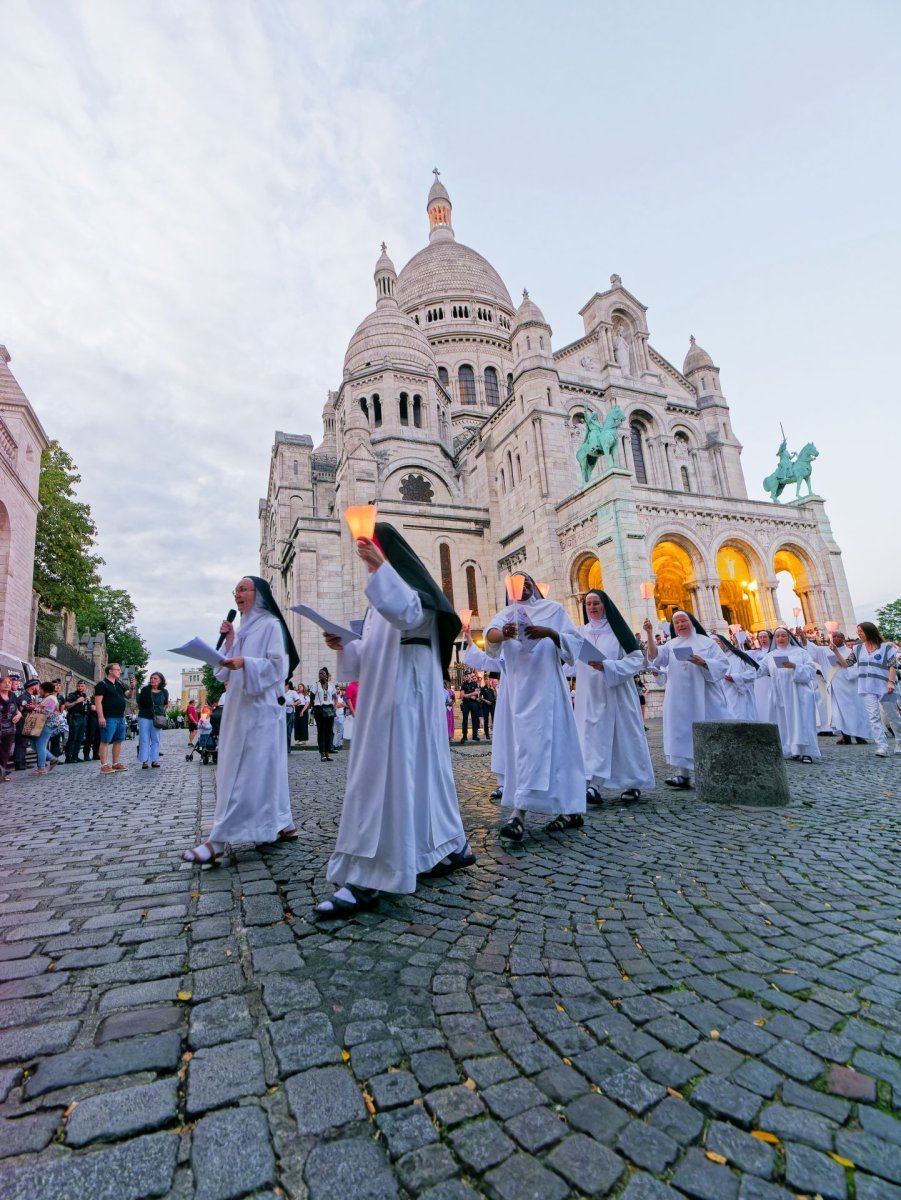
[186,706,218,765]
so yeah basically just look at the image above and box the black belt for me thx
[400,637,431,647]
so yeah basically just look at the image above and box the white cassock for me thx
[720,656,759,721]
[756,647,820,758]
[485,597,585,815]
[807,643,869,739]
[328,562,467,894]
[462,643,507,787]
[652,635,731,771]
[574,621,654,792]
[749,649,775,723]
[212,610,292,844]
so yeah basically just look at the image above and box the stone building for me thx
[180,667,206,712]
[0,344,49,661]
[259,174,855,680]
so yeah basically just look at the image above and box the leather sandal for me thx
[419,848,477,878]
[313,886,379,921]
[278,826,299,841]
[620,788,641,802]
[544,813,584,833]
[499,816,525,842]
[182,841,220,863]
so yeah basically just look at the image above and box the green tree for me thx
[33,441,103,613]
[875,599,901,641]
[201,664,225,705]
[107,628,149,678]
[76,584,149,677]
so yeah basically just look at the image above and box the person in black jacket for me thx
[460,671,481,743]
[136,672,169,769]
[63,680,90,762]
[479,678,496,739]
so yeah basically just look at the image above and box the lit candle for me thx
[343,504,377,541]
[537,583,550,599]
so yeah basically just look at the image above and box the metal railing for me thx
[34,635,96,679]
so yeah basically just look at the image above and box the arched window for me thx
[466,566,478,615]
[681,466,691,492]
[484,367,500,407]
[458,364,476,405]
[372,395,382,428]
[439,543,454,605]
[506,373,514,397]
[412,394,422,428]
[500,468,506,493]
[438,366,449,390]
[359,397,369,420]
[516,454,522,482]
[630,420,648,484]
[506,449,514,486]
[293,459,298,476]
[399,393,409,426]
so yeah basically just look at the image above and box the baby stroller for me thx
[185,729,218,765]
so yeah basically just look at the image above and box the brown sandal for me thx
[278,827,299,841]
[182,841,220,863]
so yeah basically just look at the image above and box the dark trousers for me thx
[13,723,31,768]
[295,710,309,742]
[65,715,86,761]
[84,714,100,759]
[315,710,334,756]
[461,699,481,740]
[0,729,15,778]
[286,712,294,749]
[481,704,494,737]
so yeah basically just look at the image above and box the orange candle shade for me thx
[509,574,527,602]
[537,583,550,598]
[344,504,377,540]
[639,581,655,601]
[457,608,473,628]
[825,620,838,632]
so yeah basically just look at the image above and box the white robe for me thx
[485,597,585,815]
[574,622,654,792]
[756,646,820,758]
[328,563,466,894]
[462,644,507,786]
[211,612,292,844]
[720,655,759,721]
[807,642,869,739]
[749,649,775,724]
[652,635,731,771]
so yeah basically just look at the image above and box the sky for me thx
[1,0,898,683]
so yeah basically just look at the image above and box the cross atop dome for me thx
[427,168,453,242]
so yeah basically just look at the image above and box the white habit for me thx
[574,621,654,792]
[807,642,869,740]
[720,655,759,721]
[756,646,820,758]
[653,635,731,771]
[329,562,467,894]
[749,649,775,724]
[485,596,585,815]
[211,609,292,844]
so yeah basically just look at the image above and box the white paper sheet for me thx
[672,645,693,662]
[289,603,361,644]
[577,638,606,665]
[169,637,226,669]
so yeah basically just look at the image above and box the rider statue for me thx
[763,431,819,502]
[776,437,795,483]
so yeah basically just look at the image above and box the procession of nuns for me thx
[182,528,896,920]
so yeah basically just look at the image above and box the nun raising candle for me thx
[643,609,731,789]
[183,577,299,862]
[575,589,655,805]
[484,572,585,843]
[755,626,820,763]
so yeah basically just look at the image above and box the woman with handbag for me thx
[312,667,337,761]
[29,682,61,776]
[137,672,169,768]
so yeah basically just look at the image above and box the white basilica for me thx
[259,173,855,679]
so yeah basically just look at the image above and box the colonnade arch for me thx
[651,537,700,622]
[773,545,819,626]
[715,541,765,631]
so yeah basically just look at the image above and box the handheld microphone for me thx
[216,609,237,651]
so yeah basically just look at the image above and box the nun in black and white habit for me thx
[713,634,760,722]
[574,589,655,804]
[183,576,298,863]
[484,573,585,842]
[314,524,473,918]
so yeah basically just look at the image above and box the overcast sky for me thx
[2,0,898,682]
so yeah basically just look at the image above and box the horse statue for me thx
[763,439,819,502]
[576,404,626,484]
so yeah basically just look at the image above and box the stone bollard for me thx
[693,721,790,807]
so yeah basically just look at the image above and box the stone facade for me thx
[180,668,206,711]
[0,345,49,662]
[260,176,856,681]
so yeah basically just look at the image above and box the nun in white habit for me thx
[713,634,760,722]
[183,576,297,863]
[484,573,585,843]
[643,610,731,788]
[755,627,820,762]
[462,632,507,800]
[749,630,776,724]
[314,524,473,919]
[575,589,655,804]
[806,634,870,743]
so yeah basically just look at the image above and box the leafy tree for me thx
[201,664,225,705]
[875,599,901,641]
[76,584,148,677]
[33,441,103,613]
[107,628,149,678]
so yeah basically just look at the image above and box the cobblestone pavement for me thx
[1,725,899,1200]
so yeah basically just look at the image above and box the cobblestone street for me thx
[0,723,899,1200]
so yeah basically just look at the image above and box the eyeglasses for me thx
[233,586,256,596]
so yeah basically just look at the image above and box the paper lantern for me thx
[537,583,550,599]
[457,608,473,628]
[729,623,741,635]
[639,581,655,601]
[343,504,377,540]
[508,574,527,602]
[825,620,839,632]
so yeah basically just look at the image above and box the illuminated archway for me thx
[774,546,814,626]
[572,554,603,600]
[651,539,697,620]
[716,544,763,630]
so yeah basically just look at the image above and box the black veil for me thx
[582,589,639,654]
[246,576,300,679]
[713,634,759,670]
[374,523,461,675]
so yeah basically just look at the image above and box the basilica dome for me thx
[683,334,714,374]
[343,244,437,376]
